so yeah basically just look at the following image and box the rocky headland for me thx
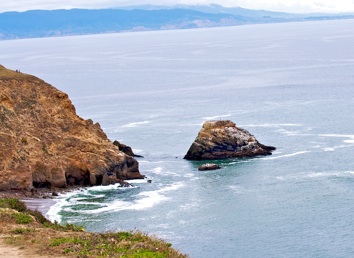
[0,65,144,193]
[184,120,275,160]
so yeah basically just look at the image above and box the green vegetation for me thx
[48,231,175,257]
[0,65,41,82]
[11,228,32,234]
[41,143,50,154]
[12,212,33,224]
[0,197,187,258]
[0,197,27,212]
[0,65,21,79]
[42,220,85,232]
[26,209,50,224]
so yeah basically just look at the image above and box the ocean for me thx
[1,19,354,257]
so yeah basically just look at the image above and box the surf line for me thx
[121,121,150,128]
[262,151,310,160]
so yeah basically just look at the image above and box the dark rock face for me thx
[113,140,143,158]
[198,163,221,171]
[0,65,144,191]
[184,120,275,160]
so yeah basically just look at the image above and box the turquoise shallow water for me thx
[1,19,354,257]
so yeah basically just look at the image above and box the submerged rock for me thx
[198,163,221,171]
[0,65,144,191]
[184,120,275,160]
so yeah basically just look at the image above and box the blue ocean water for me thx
[1,19,354,257]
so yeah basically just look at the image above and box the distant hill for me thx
[0,6,353,40]
[119,4,298,18]
[0,8,247,39]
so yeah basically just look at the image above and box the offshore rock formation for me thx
[0,65,144,191]
[198,163,221,171]
[184,120,275,160]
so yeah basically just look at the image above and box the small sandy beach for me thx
[21,198,57,216]
[0,190,59,218]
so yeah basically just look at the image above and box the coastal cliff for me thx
[0,65,143,191]
[184,120,275,160]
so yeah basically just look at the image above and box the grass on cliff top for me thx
[0,197,188,258]
[0,64,42,82]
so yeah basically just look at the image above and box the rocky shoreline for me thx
[1,65,276,216]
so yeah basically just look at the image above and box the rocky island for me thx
[184,120,275,160]
[0,65,144,193]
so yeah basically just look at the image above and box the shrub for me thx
[11,228,31,234]
[43,221,85,232]
[27,209,50,224]
[21,137,28,145]
[12,213,33,224]
[0,198,27,212]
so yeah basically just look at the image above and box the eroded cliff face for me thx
[184,120,275,160]
[0,65,143,191]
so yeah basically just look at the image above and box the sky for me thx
[1,0,354,14]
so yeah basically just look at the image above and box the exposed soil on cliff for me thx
[0,238,62,258]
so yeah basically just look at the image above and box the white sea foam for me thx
[46,200,62,222]
[69,196,93,202]
[307,171,354,178]
[262,151,310,160]
[274,171,354,182]
[46,184,136,221]
[276,128,302,136]
[322,144,353,151]
[319,134,354,138]
[184,173,196,178]
[87,183,138,192]
[344,140,354,144]
[46,191,79,223]
[127,183,185,210]
[121,121,150,128]
[65,182,185,215]
[152,166,162,174]
[127,182,185,211]
[129,191,168,210]
[125,179,150,184]
[202,114,232,120]
[319,134,354,145]
[226,159,253,165]
[72,201,107,206]
[138,160,164,164]
[149,166,178,176]
[242,123,302,128]
[133,148,143,154]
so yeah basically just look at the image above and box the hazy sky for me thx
[1,0,354,13]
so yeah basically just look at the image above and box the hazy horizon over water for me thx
[1,20,354,257]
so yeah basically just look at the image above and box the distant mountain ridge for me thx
[0,6,353,40]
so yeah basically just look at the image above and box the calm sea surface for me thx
[1,20,354,257]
